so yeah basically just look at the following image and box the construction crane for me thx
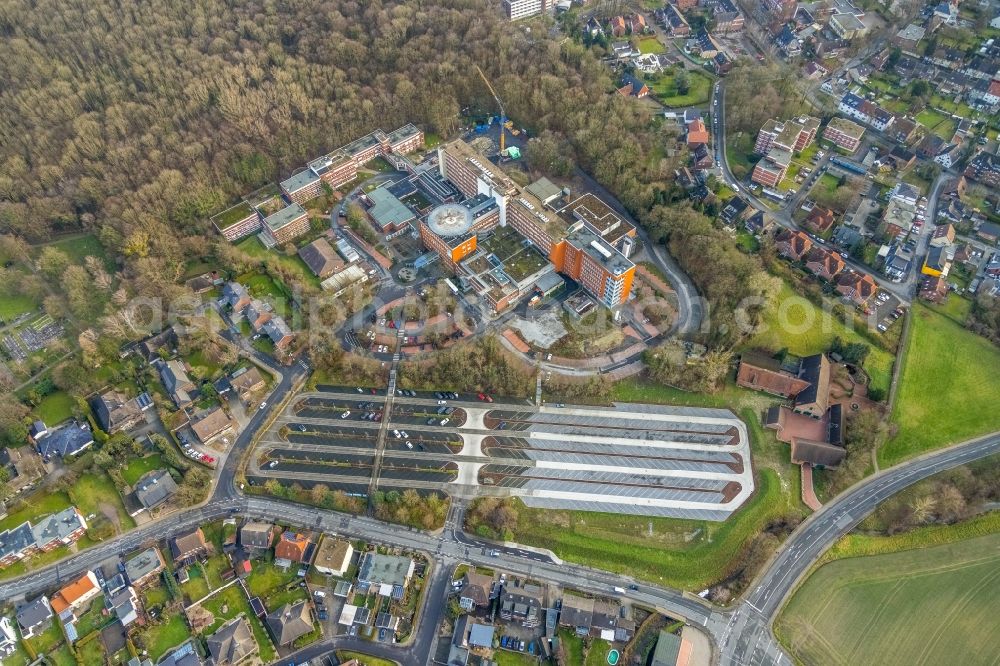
[475,65,507,155]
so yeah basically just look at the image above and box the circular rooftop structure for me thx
[427,203,473,237]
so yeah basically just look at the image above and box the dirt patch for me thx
[185,604,215,633]
[99,502,121,531]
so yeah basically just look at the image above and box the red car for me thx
[477,393,486,401]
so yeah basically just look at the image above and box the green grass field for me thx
[236,236,321,289]
[649,69,712,107]
[637,36,665,54]
[776,529,1000,666]
[32,391,75,424]
[880,305,1000,466]
[747,282,894,395]
[137,614,191,661]
[34,233,111,268]
[122,454,167,486]
[0,287,38,321]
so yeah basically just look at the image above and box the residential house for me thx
[159,359,196,407]
[713,52,733,75]
[775,24,801,57]
[50,571,101,617]
[884,242,914,280]
[459,571,494,610]
[712,0,744,33]
[585,16,604,36]
[559,593,596,635]
[138,327,179,363]
[766,402,845,468]
[720,197,749,226]
[207,615,258,665]
[266,601,314,646]
[805,247,846,281]
[609,16,626,37]
[32,420,94,459]
[941,176,967,200]
[616,74,650,99]
[919,275,949,303]
[91,390,151,433]
[298,238,344,279]
[754,116,820,155]
[244,299,272,332]
[934,139,963,169]
[686,118,710,146]
[0,446,43,495]
[805,206,836,234]
[229,367,266,403]
[887,116,920,146]
[775,229,813,261]
[627,13,646,34]
[222,282,251,312]
[690,30,722,58]
[803,61,828,79]
[358,552,415,590]
[125,547,165,588]
[884,146,916,171]
[313,536,353,576]
[262,316,294,350]
[239,522,274,552]
[930,224,955,248]
[16,597,53,639]
[892,23,925,54]
[691,144,713,170]
[169,527,209,565]
[964,151,1000,188]
[132,470,178,512]
[838,92,894,131]
[662,4,690,36]
[977,222,1000,244]
[829,12,866,39]
[32,507,88,552]
[107,584,140,627]
[191,407,236,445]
[274,531,314,566]
[499,584,544,628]
[745,211,774,235]
[835,271,878,306]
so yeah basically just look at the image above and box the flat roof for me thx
[264,203,307,231]
[441,140,517,195]
[368,185,415,228]
[567,225,634,276]
[560,193,627,236]
[525,177,563,205]
[280,169,320,194]
[826,116,866,139]
[212,202,257,229]
[386,123,422,145]
[426,203,474,237]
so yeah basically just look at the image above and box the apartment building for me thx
[280,170,324,205]
[261,203,310,246]
[212,203,262,242]
[823,117,866,152]
[502,0,550,21]
[754,116,821,155]
[838,92,894,132]
[309,153,357,190]
[751,147,792,188]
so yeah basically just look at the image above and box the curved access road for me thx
[721,430,1000,666]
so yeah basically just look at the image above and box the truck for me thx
[613,586,626,594]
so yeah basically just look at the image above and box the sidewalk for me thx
[800,464,822,511]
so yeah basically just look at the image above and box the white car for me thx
[406,441,413,450]
[341,411,351,419]
[393,429,401,438]
[259,402,267,411]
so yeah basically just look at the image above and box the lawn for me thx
[246,560,298,598]
[584,639,612,666]
[880,305,1000,466]
[776,529,1000,666]
[648,69,712,107]
[746,282,894,396]
[236,236,321,289]
[494,650,539,666]
[0,281,38,321]
[237,270,295,319]
[136,614,191,661]
[558,630,584,666]
[34,233,112,269]
[32,390,75,424]
[338,652,398,666]
[122,454,167,486]
[637,35,665,54]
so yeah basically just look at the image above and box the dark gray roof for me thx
[125,547,164,584]
[156,640,203,666]
[791,439,846,467]
[32,507,85,547]
[794,354,825,406]
[134,470,178,509]
[266,601,313,645]
[35,420,94,458]
[207,615,257,665]
[0,522,35,561]
[16,596,53,632]
[240,522,273,549]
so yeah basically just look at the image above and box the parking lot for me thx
[250,388,754,520]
